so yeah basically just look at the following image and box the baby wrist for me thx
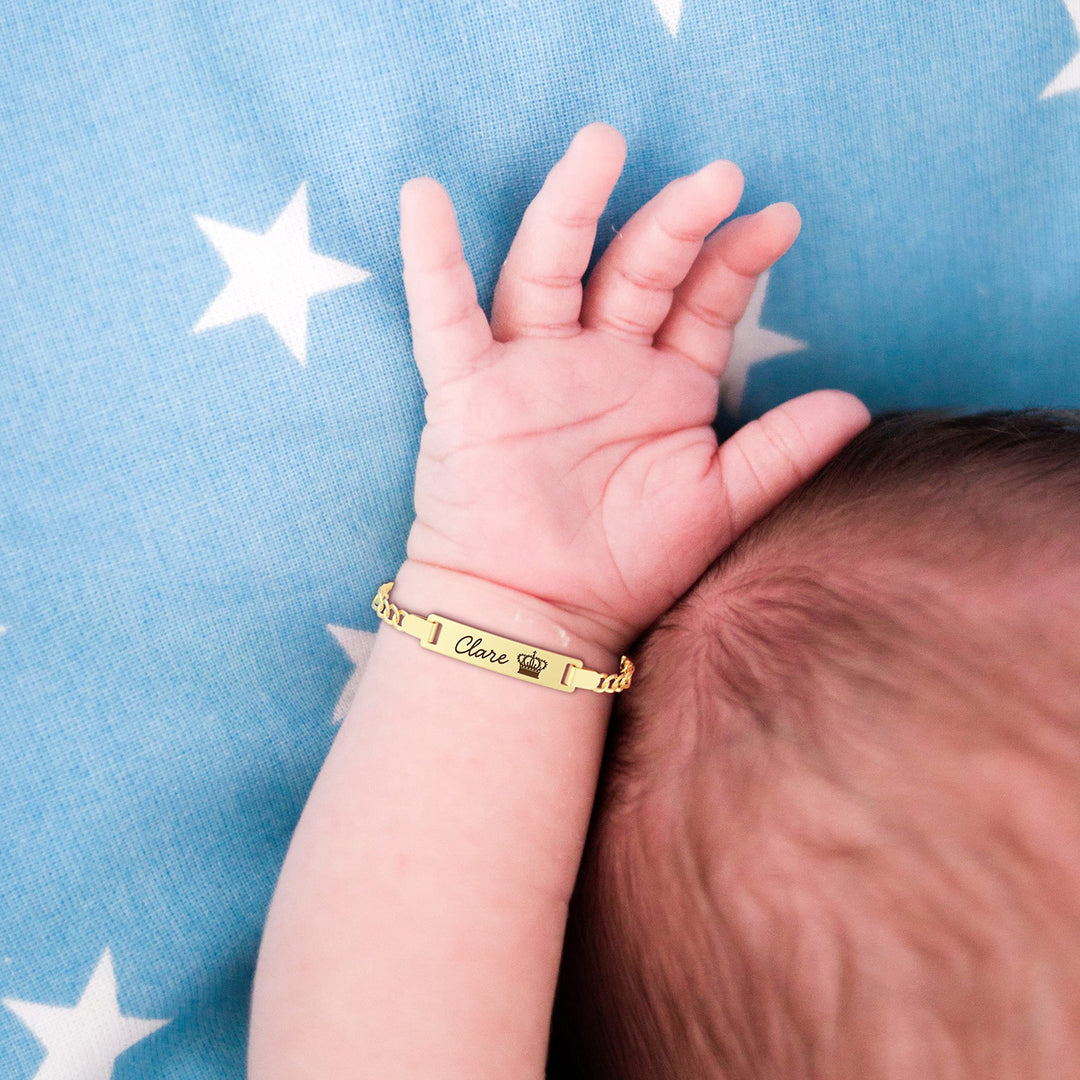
[379,561,634,693]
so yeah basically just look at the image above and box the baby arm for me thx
[247,123,870,1080]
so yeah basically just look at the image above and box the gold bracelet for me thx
[371,581,634,694]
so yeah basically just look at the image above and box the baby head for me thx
[548,410,1080,1079]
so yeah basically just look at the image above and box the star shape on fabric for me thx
[652,0,682,35]
[193,182,370,365]
[328,623,377,724]
[718,269,808,415]
[2,947,169,1079]
[1043,0,1080,98]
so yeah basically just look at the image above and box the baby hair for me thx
[548,410,1080,1080]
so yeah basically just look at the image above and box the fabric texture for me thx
[1,1,1078,1075]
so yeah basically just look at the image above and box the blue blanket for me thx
[2,1,1078,1074]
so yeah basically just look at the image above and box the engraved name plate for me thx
[419,614,583,693]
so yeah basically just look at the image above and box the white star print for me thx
[2,948,169,1080]
[328,623,377,724]
[719,269,807,415]
[1043,0,1080,98]
[652,0,682,35]
[193,183,370,366]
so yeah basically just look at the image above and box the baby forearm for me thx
[248,559,623,1080]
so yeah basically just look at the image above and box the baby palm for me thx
[400,125,868,650]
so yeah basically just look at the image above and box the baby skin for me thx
[246,122,869,1078]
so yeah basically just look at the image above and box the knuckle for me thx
[756,410,811,482]
[617,261,672,293]
[657,214,707,248]
[676,292,733,331]
[550,208,603,231]
[517,269,583,291]
[594,307,655,341]
[429,298,482,334]
[426,243,467,276]
[512,321,582,339]
[732,432,771,498]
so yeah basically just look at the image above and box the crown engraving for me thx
[517,650,548,679]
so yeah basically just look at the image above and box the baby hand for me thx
[399,124,868,654]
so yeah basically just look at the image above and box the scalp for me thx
[549,410,1080,1080]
